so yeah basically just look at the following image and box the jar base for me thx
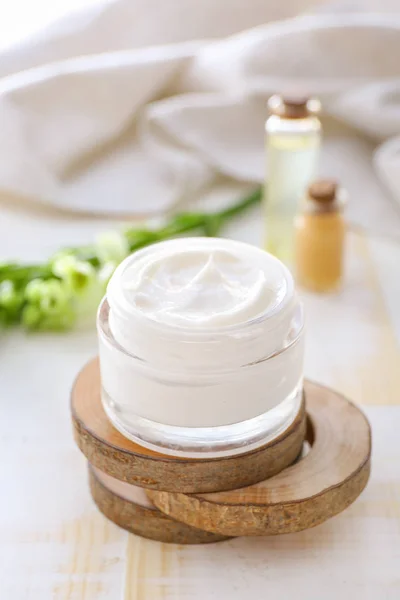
[101,384,303,458]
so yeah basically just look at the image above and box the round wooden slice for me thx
[147,382,371,536]
[71,358,306,493]
[89,465,229,544]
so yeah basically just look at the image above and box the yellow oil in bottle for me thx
[265,133,320,264]
[295,180,346,292]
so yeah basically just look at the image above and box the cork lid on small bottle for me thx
[268,95,321,119]
[308,180,337,203]
[307,179,344,213]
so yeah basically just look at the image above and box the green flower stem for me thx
[0,187,261,330]
[125,187,262,250]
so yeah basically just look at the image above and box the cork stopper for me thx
[268,95,320,119]
[308,180,338,203]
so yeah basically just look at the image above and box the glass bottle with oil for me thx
[295,179,346,292]
[264,95,321,267]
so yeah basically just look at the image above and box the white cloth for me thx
[0,0,400,235]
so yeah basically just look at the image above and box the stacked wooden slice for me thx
[71,359,371,544]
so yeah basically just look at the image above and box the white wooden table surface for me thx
[1,201,400,600]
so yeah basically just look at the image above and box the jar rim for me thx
[97,296,305,374]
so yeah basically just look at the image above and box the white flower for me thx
[52,255,96,294]
[95,231,129,265]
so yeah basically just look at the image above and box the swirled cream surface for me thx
[119,242,288,329]
[100,238,304,432]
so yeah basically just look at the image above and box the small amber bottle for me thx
[295,179,346,292]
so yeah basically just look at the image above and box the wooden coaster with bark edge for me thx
[71,358,306,493]
[89,465,229,544]
[147,382,371,537]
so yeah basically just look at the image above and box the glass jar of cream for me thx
[97,238,304,458]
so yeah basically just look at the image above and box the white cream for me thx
[98,238,304,456]
[122,246,282,328]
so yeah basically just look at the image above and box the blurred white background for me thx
[0,0,399,234]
